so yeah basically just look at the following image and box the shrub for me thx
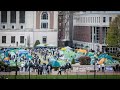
[79,56,91,65]
[34,40,40,47]
[0,61,5,66]
[71,59,75,64]
[9,66,19,71]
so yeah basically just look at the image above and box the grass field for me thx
[1,75,120,79]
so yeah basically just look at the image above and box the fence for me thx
[0,66,120,79]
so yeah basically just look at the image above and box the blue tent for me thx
[18,49,29,56]
[98,53,112,60]
[52,60,60,67]
[49,58,56,64]
[0,50,4,53]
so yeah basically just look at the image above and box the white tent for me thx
[36,44,45,47]
[47,44,57,47]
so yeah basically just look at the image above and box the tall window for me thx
[42,36,47,44]
[1,11,7,23]
[97,17,99,23]
[2,36,6,43]
[91,17,92,23]
[99,17,100,23]
[95,17,96,23]
[93,17,94,23]
[103,17,106,23]
[41,23,48,29]
[41,12,49,29]
[11,36,15,43]
[20,36,24,43]
[10,11,16,23]
[96,27,100,43]
[19,11,25,23]
[109,17,112,22]
[91,26,92,42]
[41,12,48,20]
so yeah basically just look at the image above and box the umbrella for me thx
[52,60,60,67]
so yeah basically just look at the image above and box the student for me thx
[58,67,62,75]
[101,63,105,72]
[98,64,101,71]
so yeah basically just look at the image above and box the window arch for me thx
[41,12,48,20]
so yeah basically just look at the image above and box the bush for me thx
[34,40,40,47]
[0,61,5,66]
[71,59,75,64]
[9,66,19,71]
[79,56,91,65]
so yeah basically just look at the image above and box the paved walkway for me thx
[0,70,120,75]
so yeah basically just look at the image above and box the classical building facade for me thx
[0,11,58,48]
[73,11,120,52]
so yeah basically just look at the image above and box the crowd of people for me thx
[0,47,74,75]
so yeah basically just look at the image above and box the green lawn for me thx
[1,75,120,79]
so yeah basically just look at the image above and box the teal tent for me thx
[52,60,60,67]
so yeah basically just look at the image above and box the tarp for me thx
[98,58,106,65]
[61,48,66,51]
[76,49,87,54]
[4,57,10,60]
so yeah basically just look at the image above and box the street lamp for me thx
[15,59,17,79]
[28,61,31,79]
[94,57,98,79]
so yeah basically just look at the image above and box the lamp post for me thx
[29,61,30,79]
[94,57,98,79]
[15,59,17,79]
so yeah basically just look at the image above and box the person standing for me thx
[101,63,105,72]
[98,64,101,71]
[58,67,62,75]
[42,63,47,75]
